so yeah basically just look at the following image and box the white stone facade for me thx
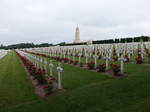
[74,26,81,43]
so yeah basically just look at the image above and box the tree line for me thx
[0,43,53,49]
[0,36,150,49]
[60,36,150,46]
[92,36,150,44]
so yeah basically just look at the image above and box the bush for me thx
[73,61,79,65]
[87,62,95,70]
[63,58,69,63]
[35,69,47,84]
[97,64,106,72]
[43,85,53,94]
[110,64,120,75]
[80,62,83,67]
[135,55,143,64]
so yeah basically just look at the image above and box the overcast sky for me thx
[0,0,150,45]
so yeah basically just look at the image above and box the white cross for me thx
[78,53,82,63]
[94,55,99,69]
[118,55,126,73]
[57,63,63,89]
[104,56,110,70]
[49,61,54,77]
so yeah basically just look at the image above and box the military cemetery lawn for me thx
[1,51,150,112]
[0,52,38,109]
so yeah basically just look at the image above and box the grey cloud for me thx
[0,0,150,45]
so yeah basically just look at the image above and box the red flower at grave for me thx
[43,85,49,89]
[97,64,106,72]
[63,58,69,63]
[69,60,74,64]
[87,62,95,69]
[135,54,143,64]
[47,76,55,84]
[110,64,120,75]
[73,60,79,65]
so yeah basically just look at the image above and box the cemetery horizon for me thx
[1,35,150,46]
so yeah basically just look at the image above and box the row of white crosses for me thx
[37,45,111,58]
[26,42,150,74]
[0,50,8,59]
[35,45,107,59]
[17,50,63,89]
[29,46,114,72]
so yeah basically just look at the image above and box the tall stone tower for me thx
[74,26,81,43]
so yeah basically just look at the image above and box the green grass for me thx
[47,53,150,64]
[1,51,150,112]
[0,52,38,109]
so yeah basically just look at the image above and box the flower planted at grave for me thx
[55,57,59,61]
[29,66,37,76]
[47,76,56,82]
[35,69,47,85]
[60,58,64,62]
[73,60,79,65]
[27,62,33,70]
[63,58,69,63]
[87,62,95,70]
[97,64,106,72]
[30,70,37,80]
[46,76,56,93]
[80,62,83,67]
[59,57,63,62]
[135,54,143,64]
[56,57,61,61]
[53,56,56,60]
[110,64,120,76]
[69,60,74,64]
[43,85,53,95]
[113,55,118,61]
